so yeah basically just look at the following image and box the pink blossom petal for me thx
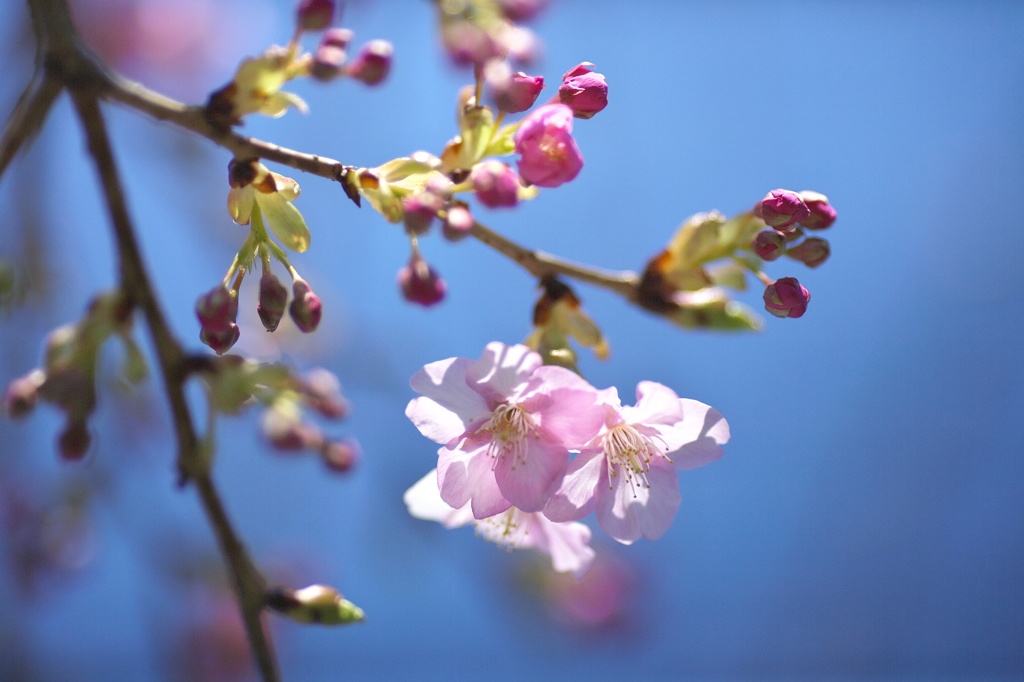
[466,342,542,404]
[620,380,685,427]
[494,437,568,512]
[465,448,514,518]
[544,448,602,522]
[530,515,596,578]
[596,461,680,544]
[521,366,604,447]
[667,399,730,470]
[407,357,490,443]
[403,469,476,529]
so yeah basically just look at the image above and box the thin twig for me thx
[0,74,63,179]
[69,88,281,682]
[468,220,638,297]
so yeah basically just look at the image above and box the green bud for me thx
[267,585,366,626]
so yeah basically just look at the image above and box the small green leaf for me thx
[258,193,311,252]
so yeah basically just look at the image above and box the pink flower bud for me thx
[403,192,444,235]
[442,21,502,66]
[786,237,830,268]
[470,161,520,208]
[497,0,547,22]
[40,367,96,418]
[345,40,392,86]
[268,420,323,452]
[398,254,446,307]
[311,45,346,82]
[57,417,91,461]
[514,103,584,188]
[289,280,323,333]
[200,323,240,355]
[494,72,544,114]
[257,270,289,332]
[3,371,44,419]
[442,205,474,241]
[321,438,360,473]
[753,230,787,261]
[301,368,350,419]
[756,189,810,230]
[195,285,238,332]
[763,276,810,319]
[296,0,334,32]
[797,191,837,230]
[321,27,353,50]
[558,63,608,119]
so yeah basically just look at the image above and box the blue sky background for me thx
[1,1,1023,680]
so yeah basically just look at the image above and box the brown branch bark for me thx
[70,88,281,682]
[19,0,282,679]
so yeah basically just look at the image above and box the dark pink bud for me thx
[268,420,323,452]
[494,72,544,114]
[296,0,334,32]
[442,21,502,66]
[321,438,360,473]
[311,45,346,82]
[3,371,44,419]
[321,27,353,50]
[398,254,446,307]
[345,40,392,86]
[301,368,350,419]
[763,276,810,319]
[753,230,787,261]
[403,192,444,236]
[756,189,810,230]
[786,237,831,268]
[442,205,474,242]
[514,103,584,187]
[797,191,837,230]
[195,285,238,332]
[289,280,322,333]
[258,270,289,332]
[40,367,96,418]
[57,417,91,461]
[497,0,547,22]
[558,62,608,119]
[200,323,240,355]
[470,161,520,208]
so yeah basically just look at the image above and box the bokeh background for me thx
[1,1,1023,680]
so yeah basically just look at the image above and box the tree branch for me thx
[69,88,281,682]
[0,74,63,179]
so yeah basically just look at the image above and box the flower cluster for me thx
[205,0,392,127]
[637,188,837,327]
[342,59,608,309]
[196,159,324,355]
[2,290,145,460]
[403,342,729,576]
[204,359,358,474]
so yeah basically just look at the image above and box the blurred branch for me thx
[0,74,62,179]
[70,88,281,682]
[469,220,638,296]
[21,0,282,679]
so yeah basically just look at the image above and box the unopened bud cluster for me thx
[3,291,146,461]
[202,358,358,474]
[205,0,392,127]
[634,188,837,328]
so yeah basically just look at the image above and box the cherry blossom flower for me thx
[544,381,729,544]
[404,469,596,578]
[513,103,584,188]
[405,342,605,518]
